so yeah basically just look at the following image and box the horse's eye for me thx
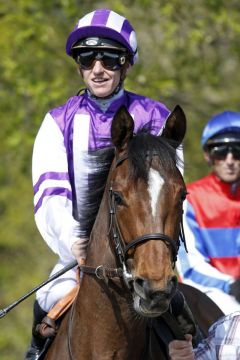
[180,191,188,202]
[114,192,124,206]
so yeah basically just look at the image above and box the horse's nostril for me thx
[134,277,150,300]
[171,275,178,288]
[134,275,178,301]
[135,277,145,289]
[166,275,178,297]
[135,278,162,300]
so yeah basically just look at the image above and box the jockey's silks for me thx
[32,90,170,261]
[177,172,240,293]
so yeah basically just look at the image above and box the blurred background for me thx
[1,0,240,358]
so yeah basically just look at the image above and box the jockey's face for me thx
[204,148,240,183]
[80,59,122,98]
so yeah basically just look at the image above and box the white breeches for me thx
[183,281,240,315]
[205,288,240,315]
[181,279,240,315]
[36,259,78,312]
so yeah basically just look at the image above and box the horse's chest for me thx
[88,347,144,360]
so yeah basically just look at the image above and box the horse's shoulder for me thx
[178,282,224,336]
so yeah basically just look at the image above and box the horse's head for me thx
[109,105,187,317]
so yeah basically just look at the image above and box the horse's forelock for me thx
[128,133,180,182]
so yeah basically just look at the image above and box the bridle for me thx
[80,153,187,285]
[80,153,187,286]
[107,153,186,288]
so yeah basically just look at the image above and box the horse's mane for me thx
[77,132,182,236]
[128,132,182,182]
[75,147,114,237]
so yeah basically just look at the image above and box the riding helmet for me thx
[201,111,240,149]
[66,9,138,65]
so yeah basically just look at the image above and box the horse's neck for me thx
[87,194,113,265]
[74,194,142,335]
[74,274,145,357]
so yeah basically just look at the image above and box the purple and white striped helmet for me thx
[66,9,138,65]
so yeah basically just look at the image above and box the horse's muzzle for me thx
[132,275,177,317]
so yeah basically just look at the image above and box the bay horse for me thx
[43,105,222,359]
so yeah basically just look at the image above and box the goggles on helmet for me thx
[209,144,240,160]
[75,50,127,71]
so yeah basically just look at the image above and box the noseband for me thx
[108,186,180,265]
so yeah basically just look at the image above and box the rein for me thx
[80,264,123,280]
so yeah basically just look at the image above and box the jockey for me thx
[177,111,240,315]
[25,9,194,360]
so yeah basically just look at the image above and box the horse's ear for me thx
[111,106,134,151]
[161,105,186,148]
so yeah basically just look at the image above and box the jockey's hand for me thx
[229,279,240,303]
[169,334,195,360]
[71,238,89,266]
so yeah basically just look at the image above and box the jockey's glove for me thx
[229,279,240,303]
[71,238,89,266]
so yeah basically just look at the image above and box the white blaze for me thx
[148,169,164,217]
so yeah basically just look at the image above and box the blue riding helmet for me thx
[201,111,240,148]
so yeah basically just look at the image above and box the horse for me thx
[178,282,223,337]
[43,105,222,359]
